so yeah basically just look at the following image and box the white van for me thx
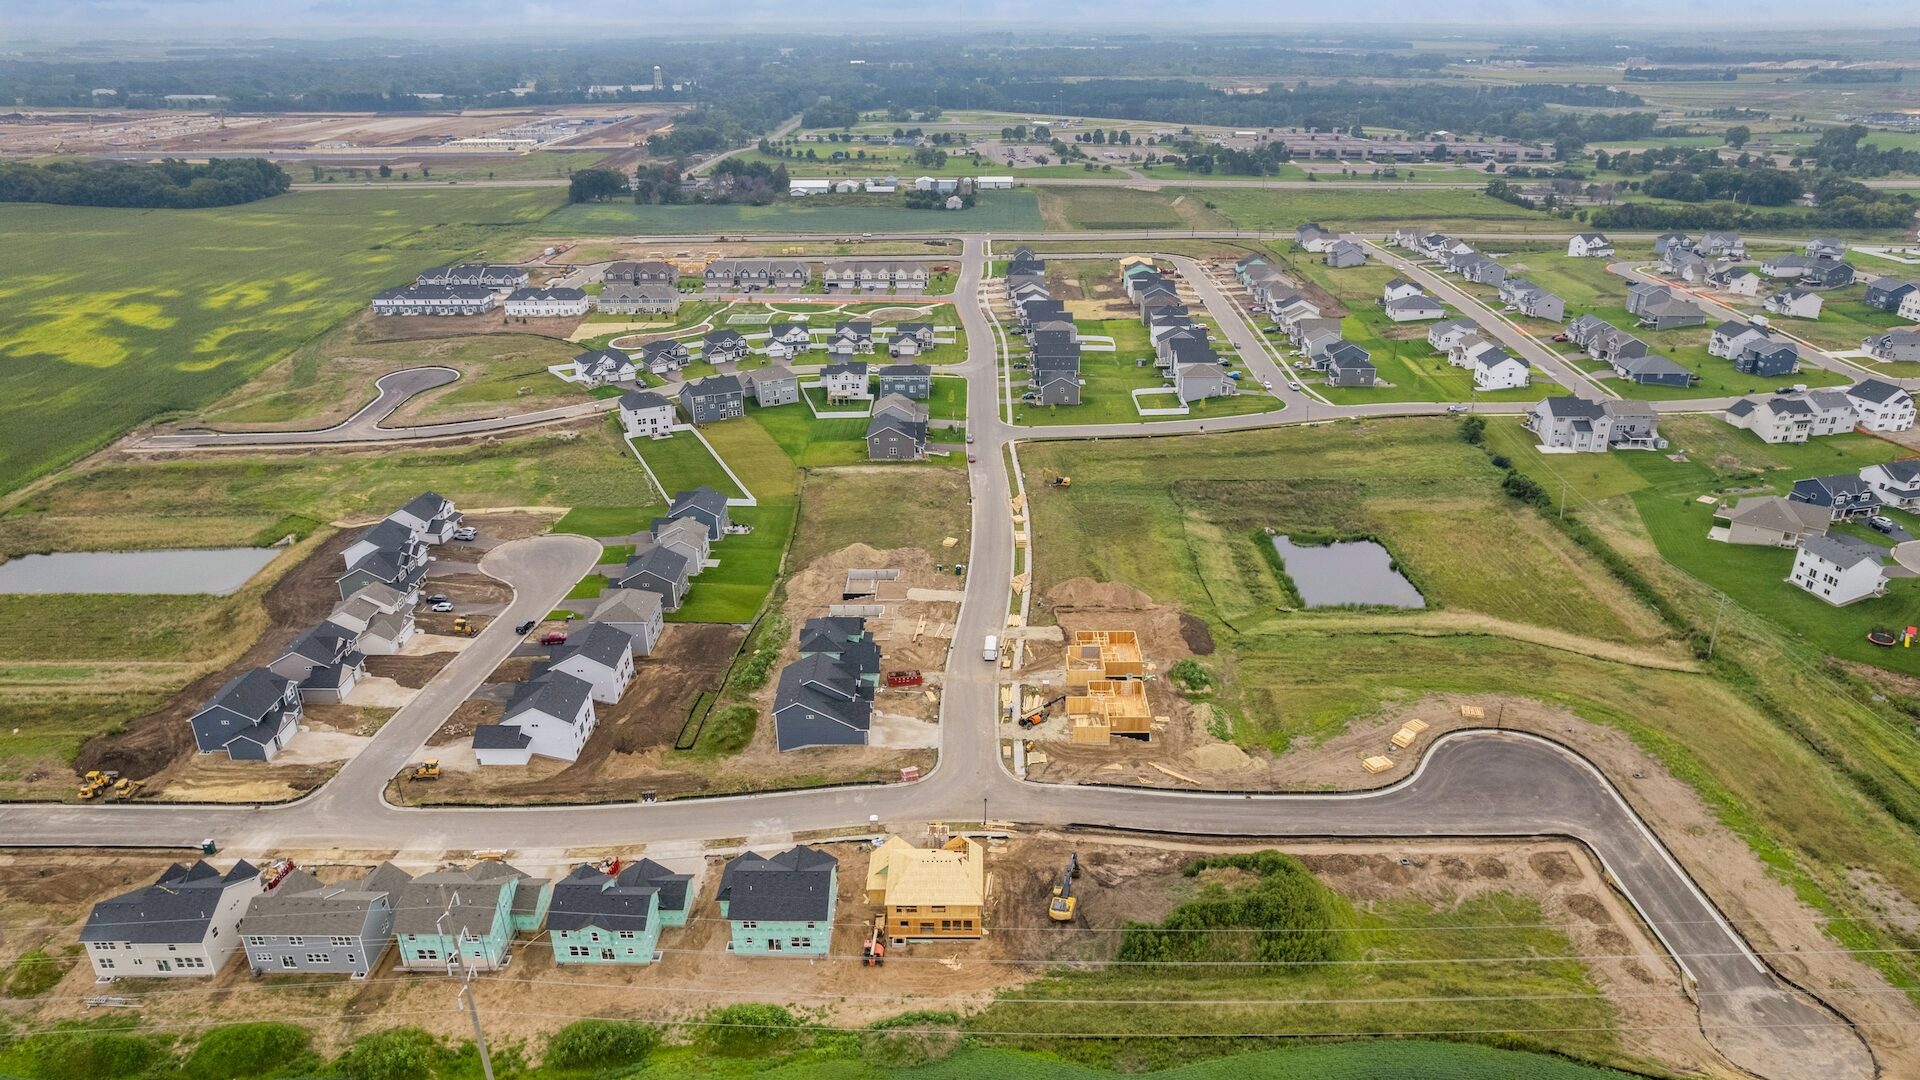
[982,635,999,662]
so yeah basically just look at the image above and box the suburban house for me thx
[596,284,680,316]
[764,323,813,359]
[572,348,637,387]
[418,264,526,289]
[703,259,810,292]
[749,366,801,408]
[1295,223,1335,251]
[1611,354,1697,388]
[1725,396,1817,444]
[1625,282,1705,330]
[1383,279,1425,303]
[1174,362,1237,401]
[1474,351,1531,391]
[587,588,664,657]
[669,487,731,540]
[370,284,497,317]
[268,623,366,704]
[877,363,933,399]
[1032,356,1082,406]
[615,546,692,612]
[1457,254,1507,285]
[640,340,692,375]
[472,671,598,767]
[717,847,838,957]
[342,519,426,574]
[1709,320,1773,360]
[1864,330,1920,362]
[1861,460,1920,510]
[1898,290,1920,322]
[1846,379,1916,433]
[889,322,938,355]
[1789,474,1884,520]
[1864,278,1918,313]
[1427,319,1480,352]
[504,287,588,318]
[1567,233,1614,258]
[1323,341,1377,387]
[1706,265,1762,297]
[1324,239,1368,268]
[821,361,873,402]
[189,668,303,761]
[1806,259,1857,288]
[1525,397,1666,452]
[1736,339,1801,378]
[1711,496,1830,547]
[772,651,873,751]
[618,390,678,439]
[388,491,461,545]
[646,516,712,570]
[866,836,986,940]
[324,588,416,656]
[1448,335,1501,370]
[703,328,752,364]
[1512,286,1567,322]
[239,863,412,978]
[829,321,876,355]
[83,860,261,980]
[547,860,692,965]
[866,396,929,461]
[797,615,881,688]
[394,862,550,972]
[1807,237,1848,259]
[336,546,427,603]
[678,374,746,424]
[1661,247,1707,283]
[1384,294,1445,322]
[546,623,637,704]
[604,260,678,286]
[1765,288,1824,320]
[1699,231,1746,258]
[821,261,928,292]
[1789,534,1889,606]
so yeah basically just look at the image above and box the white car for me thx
[430,600,455,613]
[1287,381,1302,391]
[1262,380,1274,389]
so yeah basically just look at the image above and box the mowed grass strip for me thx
[0,188,562,495]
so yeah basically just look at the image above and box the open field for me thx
[1034,187,1228,231]
[546,192,1045,235]
[1197,187,1550,233]
[0,188,563,496]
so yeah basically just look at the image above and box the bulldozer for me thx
[112,777,143,801]
[1040,467,1071,489]
[450,616,478,637]
[77,770,119,801]
[411,760,441,781]
[1047,852,1081,923]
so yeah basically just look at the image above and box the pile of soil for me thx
[365,653,458,689]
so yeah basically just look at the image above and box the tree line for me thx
[0,157,289,209]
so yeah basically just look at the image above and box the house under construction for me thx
[1068,678,1153,744]
[1066,630,1145,687]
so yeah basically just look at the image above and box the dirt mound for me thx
[366,652,458,690]
[1049,577,1157,610]
[1179,613,1215,655]
[1187,742,1253,771]
[1529,850,1578,883]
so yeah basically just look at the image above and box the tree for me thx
[568,167,628,203]
[1725,125,1752,150]
[376,163,391,178]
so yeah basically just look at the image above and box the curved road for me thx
[20,230,1880,1079]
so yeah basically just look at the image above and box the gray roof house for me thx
[617,546,692,611]
[1864,278,1918,313]
[1789,534,1888,607]
[474,671,598,766]
[547,623,638,704]
[189,668,303,761]
[1524,396,1666,452]
[877,363,933,400]
[866,395,929,461]
[1324,239,1368,268]
[644,515,712,570]
[83,860,262,980]
[669,487,731,540]
[749,365,801,408]
[717,847,838,929]
[678,374,745,424]
[1173,363,1237,402]
[1384,294,1445,322]
[587,588,664,657]
[393,862,551,972]
[703,328,752,364]
[269,623,366,705]
[1789,474,1884,521]
[618,389,678,440]
[1031,363,1082,406]
[773,653,873,750]
[596,283,680,315]
[1323,340,1376,387]
[1611,354,1698,388]
[1712,496,1830,548]
[1625,282,1705,330]
[640,339,692,374]
[239,863,413,978]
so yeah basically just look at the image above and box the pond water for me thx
[0,548,282,596]
[1270,535,1425,609]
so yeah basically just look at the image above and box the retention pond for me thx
[1270,534,1425,609]
[0,548,281,596]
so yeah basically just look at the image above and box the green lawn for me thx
[1012,317,1282,425]
[1197,187,1549,232]
[547,192,1044,235]
[0,188,563,495]
[1034,187,1225,231]
[630,430,745,500]
[928,375,969,423]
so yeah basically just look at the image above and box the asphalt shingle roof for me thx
[718,846,838,922]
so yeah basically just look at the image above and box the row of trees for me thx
[0,157,288,209]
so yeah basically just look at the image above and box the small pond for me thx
[1270,535,1425,609]
[0,548,281,596]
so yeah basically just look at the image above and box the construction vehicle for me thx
[77,770,119,801]
[411,760,441,781]
[863,916,889,966]
[112,777,143,801]
[450,615,478,637]
[1040,466,1072,489]
[1047,853,1080,922]
[1020,694,1066,729]
[260,858,298,890]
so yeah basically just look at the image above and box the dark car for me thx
[515,620,537,635]
[539,631,569,646]
[424,594,450,605]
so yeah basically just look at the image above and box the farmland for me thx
[546,192,1045,235]
[1197,187,1549,233]
[0,188,564,496]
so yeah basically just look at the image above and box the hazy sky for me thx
[4,0,1915,35]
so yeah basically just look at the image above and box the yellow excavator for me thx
[1047,853,1080,922]
[411,760,441,781]
[113,777,143,801]
[77,770,119,801]
[450,616,478,637]
[1040,467,1072,490]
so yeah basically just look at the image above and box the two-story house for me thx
[547,860,692,965]
[239,863,413,978]
[718,847,838,956]
[393,862,551,972]
[546,623,637,704]
[472,672,598,766]
[866,835,986,940]
[83,860,261,980]
[618,390,678,440]
[189,669,303,761]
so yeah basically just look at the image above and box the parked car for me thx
[1446,403,1470,413]
[1551,333,1570,342]
[515,619,537,635]
[967,453,977,463]
[965,431,975,444]
[1870,516,1899,534]
[430,600,455,613]
[1287,381,1302,391]
[539,631,569,646]
[424,594,450,605]
[453,527,477,542]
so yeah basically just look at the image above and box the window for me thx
[94,942,114,951]
[331,936,354,947]
[768,939,783,951]
[286,936,303,947]
[740,920,758,929]
[245,937,266,947]
[790,937,811,949]
[567,945,590,958]
[282,956,299,969]
[307,954,329,965]
[255,953,274,964]
[98,958,114,969]
[618,931,636,940]
[416,949,439,961]
[930,906,947,914]
[179,956,206,969]
[600,948,616,961]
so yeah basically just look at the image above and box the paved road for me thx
[16,228,1876,1079]
[146,367,462,448]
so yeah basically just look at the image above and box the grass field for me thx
[547,192,1045,235]
[1013,317,1282,425]
[0,189,563,497]
[1197,188,1549,233]
[1034,188,1227,231]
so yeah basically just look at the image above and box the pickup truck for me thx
[539,631,569,646]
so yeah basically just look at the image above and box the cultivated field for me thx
[547,192,1046,235]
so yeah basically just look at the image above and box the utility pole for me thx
[1706,594,1728,660]
[459,968,496,1080]
[1559,477,1568,521]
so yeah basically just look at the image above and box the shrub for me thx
[1169,659,1213,693]
[3,949,71,998]
[701,705,758,755]
[183,1022,315,1079]
[335,1027,445,1080]
[13,1028,162,1080]
[861,1011,963,1068]
[543,1019,659,1071]
[1122,851,1354,966]
[699,1003,800,1055]
[1457,414,1487,444]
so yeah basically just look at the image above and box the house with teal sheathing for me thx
[547,860,694,965]
[392,862,551,972]
[717,846,837,957]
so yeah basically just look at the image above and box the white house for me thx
[504,287,589,318]
[788,178,832,196]
[1427,319,1480,352]
[82,861,261,980]
[473,672,597,766]
[820,361,872,402]
[1764,288,1824,320]
[975,176,1015,189]
[1474,352,1531,391]
[1383,279,1425,303]
[1384,294,1445,322]
[388,492,461,545]
[1707,266,1762,297]
[572,349,637,387]
[619,389,678,439]
[1788,534,1888,606]
[547,624,637,704]
[1900,292,1920,322]
[1861,460,1920,510]
[1846,379,1916,433]
[1567,233,1614,258]
[1449,336,1501,370]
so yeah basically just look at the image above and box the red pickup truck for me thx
[539,631,569,646]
